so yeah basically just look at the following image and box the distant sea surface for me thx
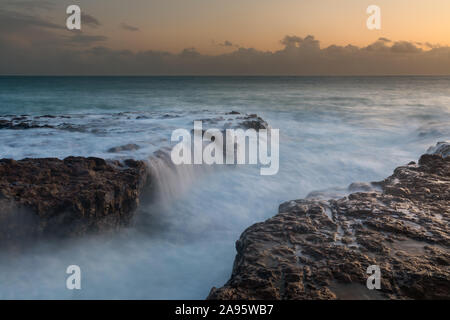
[0,76,449,299]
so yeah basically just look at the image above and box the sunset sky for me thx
[82,0,450,53]
[1,0,449,75]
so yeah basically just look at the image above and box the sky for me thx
[0,0,449,75]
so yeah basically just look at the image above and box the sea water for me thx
[0,76,449,299]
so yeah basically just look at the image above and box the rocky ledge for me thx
[0,111,269,247]
[0,157,149,245]
[208,144,450,300]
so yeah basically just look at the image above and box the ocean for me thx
[0,76,449,299]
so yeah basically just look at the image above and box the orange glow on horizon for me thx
[77,0,450,54]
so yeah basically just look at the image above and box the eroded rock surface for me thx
[108,144,141,153]
[428,141,450,158]
[0,157,149,244]
[0,119,53,130]
[197,112,269,131]
[208,152,450,300]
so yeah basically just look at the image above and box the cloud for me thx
[363,38,423,54]
[216,40,239,48]
[378,37,391,43]
[179,47,201,58]
[2,0,55,12]
[390,41,422,54]
[280,35,320,51]
[0,9,63,31]
[0,30,449,75]
[0,7,108,52]
[364,38,391,52]
[120,23,139,32]
[83,13,101,28]
[66,34,108,45]
[424,42,442,49]
[280,35,302,47]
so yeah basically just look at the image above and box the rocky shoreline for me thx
[208,143,450,300]
[0,157,149,245]
[1,111,449,299]
[0,111,268,246]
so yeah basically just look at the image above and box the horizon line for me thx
[1,74,450,77]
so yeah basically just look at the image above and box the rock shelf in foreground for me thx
[0,157,149,244]
[208,149,449,300]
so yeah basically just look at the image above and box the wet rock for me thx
[0,157,150,244]
[428,141,450,158]
[193,112,269,132]
[348,182,378,192]
[198,116,225,125]
[239,114,269,131]
[208,151,449,300]
[34,115,71,119]
[0,119,53,130]
[57,123,87,132]
[107,144,141,153]
[306,182,380,200]
[306,187,349,200]
[241,120,267,130]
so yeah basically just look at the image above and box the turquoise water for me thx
[0,76,449,298]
